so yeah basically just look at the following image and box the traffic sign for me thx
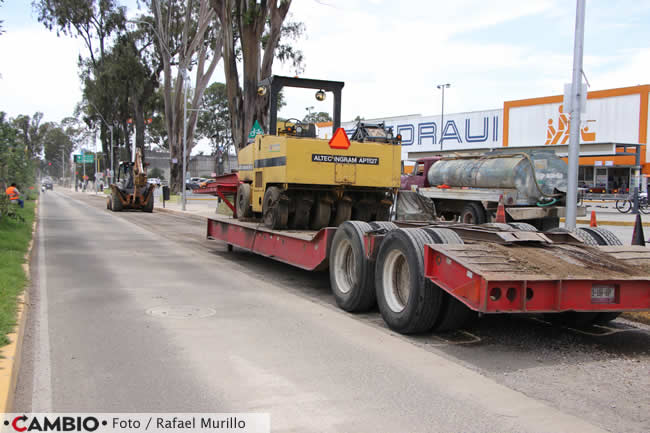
[248,120,264,139]
[74,154,94,163]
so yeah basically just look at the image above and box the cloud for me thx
[0,25,85,122]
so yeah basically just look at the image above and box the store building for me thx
[320,84,650,193]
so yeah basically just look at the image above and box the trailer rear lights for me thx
[591,285,616,304]
[506,287,517,302]
[489,287,501,301]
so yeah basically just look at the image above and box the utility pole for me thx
[437,83,450,151]
[565,0,586,230]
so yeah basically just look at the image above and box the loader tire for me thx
[329,221,376,312]
[236,183,253,218]
[421,228,476,332]
[111,191,123,212]
[375,228,445,334]
[460,202,486,225]
[262,187,288,229]
[333,200,352,227]
[310,199,331,230]
[143,194,154,213]
[107,197,112,210]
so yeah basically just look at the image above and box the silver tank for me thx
[426,151,568,205]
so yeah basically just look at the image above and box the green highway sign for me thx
[248,120,264,139]
[74,154,94,163]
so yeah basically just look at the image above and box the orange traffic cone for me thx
[631,213,645,246]
[495,195,506,223]
[590,210,598,227]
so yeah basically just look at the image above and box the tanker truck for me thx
[400,150,585,231]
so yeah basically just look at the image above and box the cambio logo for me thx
[6,415,101,432]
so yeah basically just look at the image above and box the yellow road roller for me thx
[236,75,401,230]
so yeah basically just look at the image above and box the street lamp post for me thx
[88,102,114,186]
[437,83,451,151]
[182,71,188,211]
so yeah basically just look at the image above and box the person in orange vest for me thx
[5,183,24,208]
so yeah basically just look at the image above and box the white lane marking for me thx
[32,198,53,412]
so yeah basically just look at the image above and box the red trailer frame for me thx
[192,173,240,217]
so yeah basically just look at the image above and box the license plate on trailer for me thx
[591,285,616,304]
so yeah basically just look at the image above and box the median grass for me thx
[0,201,36,347]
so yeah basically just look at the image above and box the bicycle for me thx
[615,194,650,214]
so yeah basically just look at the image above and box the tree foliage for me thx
[0,112,36,192]
[303,107,331,124]
[196,82,230,156]
[12,112,47,159]
[212,0,304,150]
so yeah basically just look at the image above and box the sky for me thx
[1,0,650,153]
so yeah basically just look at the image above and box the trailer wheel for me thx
[263,187,288,229]
[548,227,599,246]
[580,227,623,246]
[369,221,398,232]
[310,199,331,230]
[333,200,352,227]
[236,183,253,218]
[460,202,486,224]
[420,228,476,332]
[111,191,123,212]
[544,311,599,328]
[593,312,621,324]
[375,228,445,334]
[508,222,537,231]
[329,221,376,312]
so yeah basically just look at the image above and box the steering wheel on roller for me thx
[283,118,306,135]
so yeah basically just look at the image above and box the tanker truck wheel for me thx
[236,183,253,218]
[460,202,486,225]
[548,227,599,246]
[579,227,623,246]
[375,228,445,334]
[329,221,376,312]
[262,187,288,229]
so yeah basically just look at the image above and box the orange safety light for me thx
[329,127,351,150]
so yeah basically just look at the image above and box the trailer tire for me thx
[508,222,537,231]
[420,228,476,331]
[236,183,253,218]
[544,311,599,328]
[593,312,621,324]
[329,221,376,312]
[460,202,486,224]
[580,227,623,246]
[548,227,599,246]
[375,228,445,334]
[369,221,398,232]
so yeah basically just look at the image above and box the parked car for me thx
[147,178,161,186]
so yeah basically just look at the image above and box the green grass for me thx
[0,201,36,347]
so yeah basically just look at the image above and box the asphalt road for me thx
[14,190,650,433]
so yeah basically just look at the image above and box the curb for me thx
[154,206,209,224]
[0,200,38,412]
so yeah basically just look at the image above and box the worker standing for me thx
[5,183,24,208]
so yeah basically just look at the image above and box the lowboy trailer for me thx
[207,213,650,334]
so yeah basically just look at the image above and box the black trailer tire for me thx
[375,228,445,334]
[333,200,352,227]
[236,183,253,218]
[580,227,623,246]
[329,221,376,312]
[310,199,331,230]
[420,228,476,332]
[548,227,599,246]
[369,221,398,232]
[263,187,288,229]
[460,202,486,224]
[593,312,621,324]
[112,191,123,212]
[508,222,538,232]
[544,311,599,328]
